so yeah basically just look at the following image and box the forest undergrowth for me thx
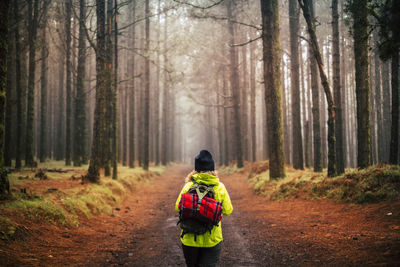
[220,161,400,204]
[0,162,165,241]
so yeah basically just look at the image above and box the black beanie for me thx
[195,150,215,172]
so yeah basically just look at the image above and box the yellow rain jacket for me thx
[175,172,233,247]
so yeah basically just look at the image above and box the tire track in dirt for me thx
[219,211,257,266]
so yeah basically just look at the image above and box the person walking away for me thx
[176,150,233,267]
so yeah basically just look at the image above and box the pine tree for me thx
[143,0,150,170]
[332,0,345,174]
[25,0,39,166]
[289,0,304,170]
[260,0,285,179]
[73,0,88,167]
[87,0,106,182]
[347,0,371,168]
[227,0,244,168]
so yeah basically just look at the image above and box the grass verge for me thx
[0,163,165,240]
[246,162,400,204]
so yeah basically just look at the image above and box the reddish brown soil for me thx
[1,165,400,266]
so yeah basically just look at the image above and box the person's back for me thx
[175,150,233,267]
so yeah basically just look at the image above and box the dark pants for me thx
[182,242,222,267]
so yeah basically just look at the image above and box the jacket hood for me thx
[191,172,220,186]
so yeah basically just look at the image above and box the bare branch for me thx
[172,0,225,10]
[72,3,97,53]
[191,13,262,30]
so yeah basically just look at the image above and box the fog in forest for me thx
[1,0,399,180]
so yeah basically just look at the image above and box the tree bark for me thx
[241,44,249,161]
[65,0,72,166]
[155,0,161,166]
[87,0,106,182]
[260,0,285,179]
[129,0,136,168]
[4,1,13,167]
[373,31,384,162]
[74,0,87,167]
[227,0,243,168]
[111,0,118,178]
[389,1,400,164]
[250,38,256,162]
[332,0,344,174]
[289,0,304,169]
[348,0,371,169]
[25,0,39,166]
[0,0,9,172]
[143,0,150,170]
[389,50,399,164]
[307,0,322,172]
[161,11,168,166]
[14,0,22,169]
[382,61,390,161]
[39,24,48,163]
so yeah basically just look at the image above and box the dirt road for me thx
[2,165,400,266]
[97,166,400,266]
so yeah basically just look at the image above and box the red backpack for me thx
[178,182,223,239]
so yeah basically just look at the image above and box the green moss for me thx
[0,216,17,240]
[2,199,76,226]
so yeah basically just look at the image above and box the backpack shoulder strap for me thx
[193,183,213,211]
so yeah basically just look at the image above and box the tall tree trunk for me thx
[289,0,304,169]
[250,38,256,162]
[299,0,337,177]
[369,53,377,163]
[241,44,249,161]
[348,0,371,169]
[129,0,136,168]
[222,68,230,166]
[216,75,223,165]
[389,50,399,164]
[332,0,344,174]
[112,0,118,178]
[161,11,168,166]
[260,0,285,179]
[25,0,39,166]
[65,0,72,166]
[227,0,243,168]
[300,46,310,168]
[56,50,65,161]
[143,0,150,170]
[39,25,47,163]
[4,1,13,167]
[340,0,347,167]
[0,0,9,173]
[382,61,390,161]
[307,0,322,172]
[389,1,400,164]
[87,0,106,182]
[374,31,384,162]
[15,0,22,168]
[155,0,161,166]
[74,0,87,167]
[281,59,290,164]
[103,0,113,176]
